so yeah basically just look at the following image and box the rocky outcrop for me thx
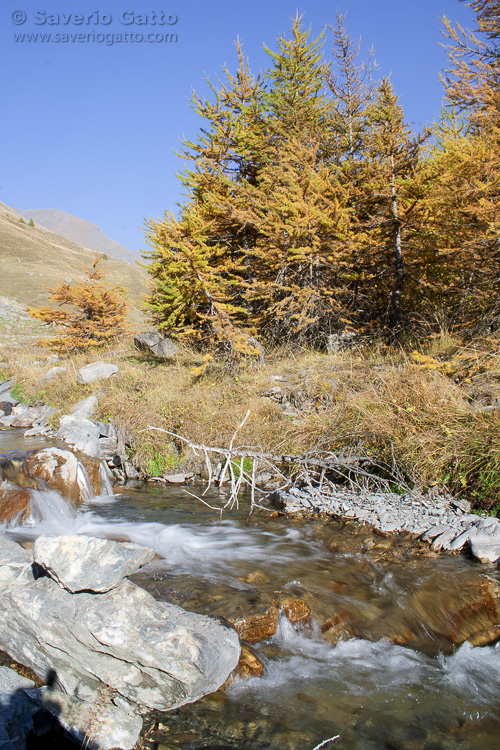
[76,362,118,385]
[134,332,178,359]
[0,533,241,749]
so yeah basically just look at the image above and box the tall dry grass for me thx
[3,333,500,509]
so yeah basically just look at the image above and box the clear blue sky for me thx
[1,0,475,256]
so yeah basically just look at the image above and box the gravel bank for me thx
[274,485,500,563]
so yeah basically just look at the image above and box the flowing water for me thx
[2,439,500,749]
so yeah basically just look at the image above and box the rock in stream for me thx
[0,532,241,749]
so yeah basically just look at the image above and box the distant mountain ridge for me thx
[15,207,138,264]
[0,200,147,325]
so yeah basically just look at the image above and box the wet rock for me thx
[71,395,98,419]
[234,606,279,644]
[321,611,357,645]
[26,686,142,750]
[236,643,265,678]
[274,595,311,624]
[0,485,31,524]
[34,534,155,593]
[23,447,100,503]
[57,414,101,457]
[134,332,178,359]
[76,362,118,385]
[412,573,500,648]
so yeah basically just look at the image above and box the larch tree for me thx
[353,78,428,330]
[29,255,128,352]
[233,15,352,343]
[424,0,500,327]
[143,43,266,364]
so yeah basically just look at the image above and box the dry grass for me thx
[0,212,148,326]
[3,331,500,509]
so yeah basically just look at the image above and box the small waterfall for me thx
[76,460,93,503]
[28,489,78,531]
[99,461,114,496]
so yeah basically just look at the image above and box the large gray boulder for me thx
[0,576,240,711]
[134,332,177,359]
[0,533,241,750]
[34,534,155,593]
[76,362,118,385]
[57,415,101,457]
[470,533,500,563]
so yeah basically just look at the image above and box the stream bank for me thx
[2,429,500,748]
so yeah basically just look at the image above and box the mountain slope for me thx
[0,204,148,325]
[15,207,139,264]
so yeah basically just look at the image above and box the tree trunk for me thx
[388,153,403,329]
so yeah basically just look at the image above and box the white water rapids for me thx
[3,484,500,749]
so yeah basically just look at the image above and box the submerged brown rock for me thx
[234,606,279,644]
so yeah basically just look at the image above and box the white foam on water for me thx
[76,460,93,503]
[98,461,114,496]
[229,619,500,721]
[3,487,318,578]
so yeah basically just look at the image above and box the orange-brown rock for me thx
[237,570,270,585]
[234,606,279,644]
[321,611,357,645]
[0,485,31,523]
[22,447,104,504]
[236,643,265,678]
[389,627,416,646]
[412,573,500,648]
[274,595,311,624]
[219,642,265,691]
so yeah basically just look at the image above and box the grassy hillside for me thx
[0,206,148,325]
[15,207,138,264]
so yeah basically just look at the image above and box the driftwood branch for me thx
[139,411,409,518]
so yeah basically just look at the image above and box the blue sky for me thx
[1,0,475,256]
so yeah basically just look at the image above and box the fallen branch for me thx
[139,413,409,518]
